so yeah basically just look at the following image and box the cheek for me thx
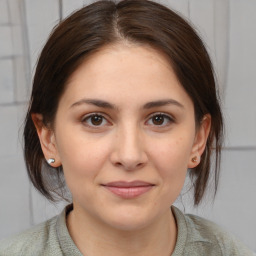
[151,136,192,170]
[56,134,112,202]
[55,129,111,178]
[148,135,193,194]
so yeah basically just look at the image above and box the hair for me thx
[24,0,223,206]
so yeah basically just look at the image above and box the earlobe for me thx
[188,114,211,168]
[31,113,61,167]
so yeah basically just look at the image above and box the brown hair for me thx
[24,0,223,205]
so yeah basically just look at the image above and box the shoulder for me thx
[172,206,254,256]
[184,212,253,256]
[0,215,60,256]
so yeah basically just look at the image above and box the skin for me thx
[33,43,211,256]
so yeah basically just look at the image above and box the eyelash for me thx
[146,112,174,127]
[81,112,174,128]
[81,113,110,128]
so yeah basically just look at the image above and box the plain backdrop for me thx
[0,0,255,252]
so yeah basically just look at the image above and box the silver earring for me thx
[47,158,55,164]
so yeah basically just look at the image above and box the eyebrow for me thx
[70,99,117,109]
[70,98,184,110]
[143,99,184,109]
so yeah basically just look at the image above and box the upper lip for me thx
[102,181,154,187]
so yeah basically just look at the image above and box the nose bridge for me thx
[112,121,147,170]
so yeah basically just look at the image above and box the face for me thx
[36,44,210,231]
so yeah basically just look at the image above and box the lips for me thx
[102,181,154,199]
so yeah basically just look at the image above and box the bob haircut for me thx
[24,0,223,206]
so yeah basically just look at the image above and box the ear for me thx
[31,113,61,167]
[188,114,211,168]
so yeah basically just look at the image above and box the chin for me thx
[102,207,157,231]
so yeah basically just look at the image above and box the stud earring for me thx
[47,158,55,164]
[192,156,197,163]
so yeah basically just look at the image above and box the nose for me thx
[110,125,148,171]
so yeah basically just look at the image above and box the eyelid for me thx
[81,112,112,128]
[145,112,175,126]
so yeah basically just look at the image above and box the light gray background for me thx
[0,0,255,252]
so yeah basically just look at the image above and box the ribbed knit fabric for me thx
[0,205,253,256]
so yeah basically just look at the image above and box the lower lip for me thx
[103,186,153,199]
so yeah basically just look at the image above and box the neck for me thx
[67,205,177,256]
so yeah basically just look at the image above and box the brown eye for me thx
[82,114,108,127]
[91,115,103,126]
[152,115,165,125]
[146,113,173,127]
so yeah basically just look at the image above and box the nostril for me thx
[114,160,146,171]
[115,162,123,167]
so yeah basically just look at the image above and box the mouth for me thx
[101,181,155,199]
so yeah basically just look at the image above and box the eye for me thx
[82,113,109,127]
[146,113,174,127]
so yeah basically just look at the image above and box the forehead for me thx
[68,43,174,81]
[60,43,193,109]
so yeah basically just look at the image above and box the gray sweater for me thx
[0,205,253,256]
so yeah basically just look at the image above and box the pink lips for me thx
[102,181,154,199]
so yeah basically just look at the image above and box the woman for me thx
[0,0,253,255]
